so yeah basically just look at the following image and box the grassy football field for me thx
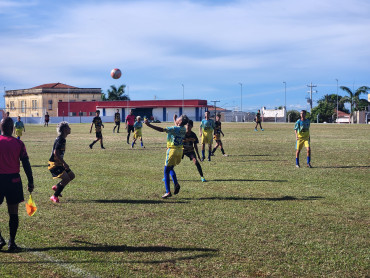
[0,122,369,277]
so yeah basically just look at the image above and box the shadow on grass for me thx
[315,165,370,169]
[191,196,324,201]
[179,179,288,182]
[14,241,218,254]
[68,199,189,204]
[229,154,271,157]
[0,252,218,264]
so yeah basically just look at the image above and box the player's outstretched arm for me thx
[173,114,178,125]
[90,123,93,133]
[144,118,164,132]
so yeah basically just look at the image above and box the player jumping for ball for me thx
[183,120,206,182]
[211,114,228,157]
[89,110,105,149]
[131,116,145,148]
[294,110,312,168]
[48,122,75,203]
[145,114,188,198]
[199,111,215,161]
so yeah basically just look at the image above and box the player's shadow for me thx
[191,196,323,201]
[230,154,271,157]
[179,178,288,182]
[25,241,218,254]
[315,165,370,169]
[68,199,189,204]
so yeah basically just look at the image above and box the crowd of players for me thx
[0,108,311,252]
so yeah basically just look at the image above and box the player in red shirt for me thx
[0,117,34,252]
[125,109,136,144]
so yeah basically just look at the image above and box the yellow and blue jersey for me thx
[294,119,310,139]
[200,119,215,132]
[164,126,186,149]
[14,121,24,130]
[134,121,143,138]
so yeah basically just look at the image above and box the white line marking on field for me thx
[22,245,100,278]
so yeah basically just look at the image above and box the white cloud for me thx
[0,0,369,108]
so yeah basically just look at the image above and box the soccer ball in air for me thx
[111,68,122,79]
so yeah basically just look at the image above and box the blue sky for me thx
[1,0,369,111]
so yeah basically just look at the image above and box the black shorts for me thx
[115,121,120,126]
[183,151,196,161]
[49,166,71,178]
[127,125,134,133]
[0,173,24,205]
[96,131,103,139]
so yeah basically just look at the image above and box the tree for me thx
[105,85,130,101]
[310,94,349,123]
[340,86,370,123]
[287,110,300,122]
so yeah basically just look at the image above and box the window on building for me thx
[21,100,25,113]
[59,100,63,102]
[48,100,52,110]
[10,101,15,110]
[32,100,37,110]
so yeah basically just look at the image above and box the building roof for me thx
[207,105,228,111]
[31,83,78,89]
[335,109,350,117]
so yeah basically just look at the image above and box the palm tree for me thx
[106,85,130,101]
[340,86,369,123]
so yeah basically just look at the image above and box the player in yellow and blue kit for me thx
[14,116,25,140]
[131,116,145,148]
[145,114,188,199]
[199,111,215,161]
[294,110,312,168]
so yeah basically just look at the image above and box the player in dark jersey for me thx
[48,122,75,203]
[113,109,121,133]
[44,112,50,127]
[254,109,264,131]
[0,117,34,251]
[211,114,228,157]
[89,110,105,149]
[183,120,206,182]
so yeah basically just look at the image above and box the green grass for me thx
[0,122,369,277]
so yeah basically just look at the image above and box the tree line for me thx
[288,86,369,123]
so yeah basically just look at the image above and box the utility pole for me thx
[306,82,317,112]
[210,100,220,120]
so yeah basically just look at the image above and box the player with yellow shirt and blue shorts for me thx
[145,114,188,199]
[131,116,145,148]
[294,110,312,168]
[199,111,215,161]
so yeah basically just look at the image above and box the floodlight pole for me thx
[283,81,287,122]
[335,79,339,124]
[182,84,184,115]
[239,83,243,112]
[211,100,220,120]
